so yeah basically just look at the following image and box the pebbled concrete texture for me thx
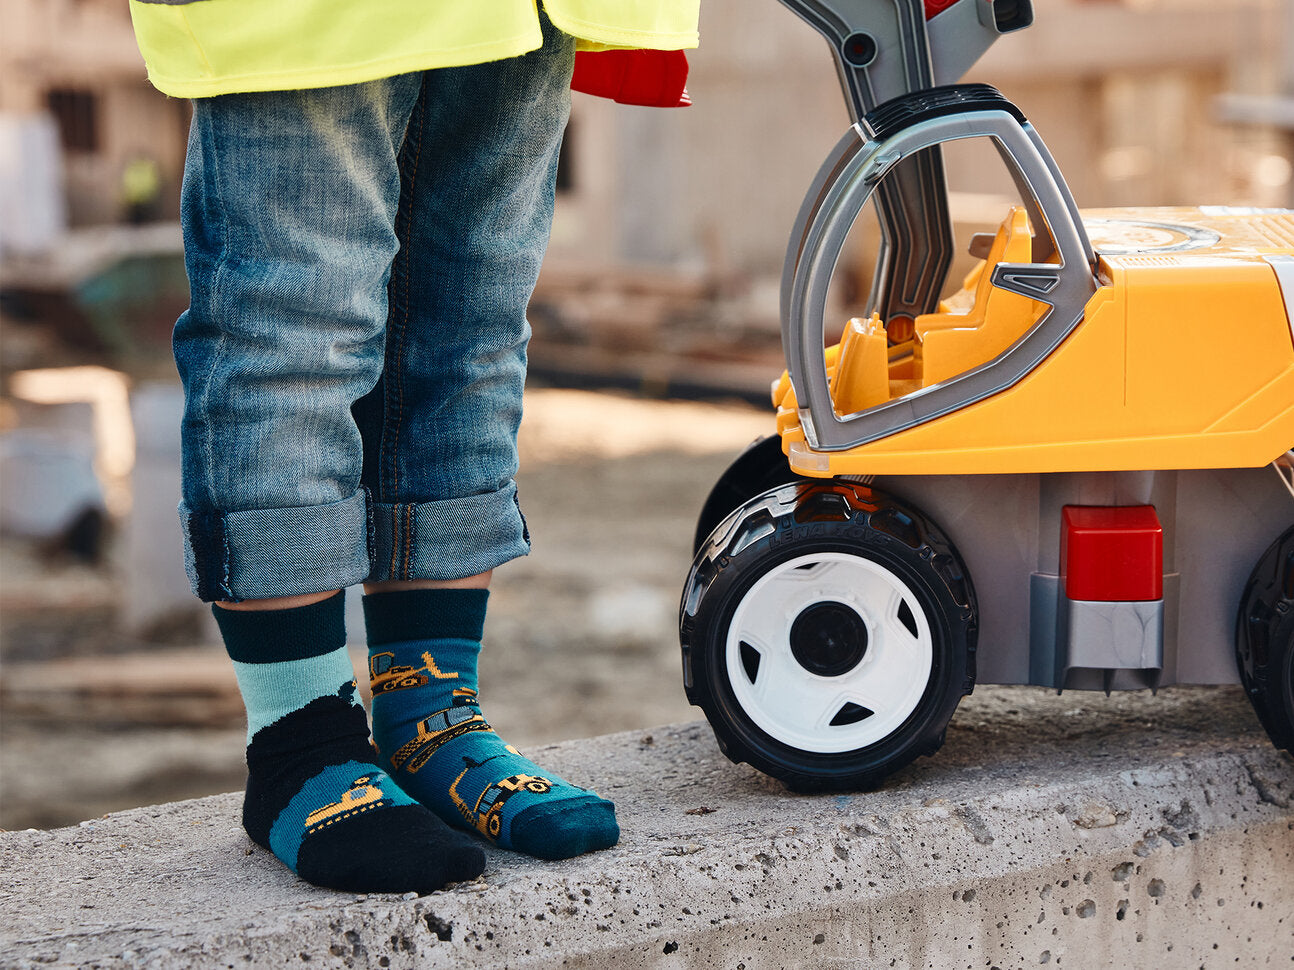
[2,685,1292,970]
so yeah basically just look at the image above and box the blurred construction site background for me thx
[2,0,1292,830]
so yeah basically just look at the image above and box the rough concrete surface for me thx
[3,686,1292,970]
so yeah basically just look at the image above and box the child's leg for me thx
[363,588,618,859]
[176,78,485,890]
[353,16,617,857]
[216,591,485,891]
[175,78,421,603]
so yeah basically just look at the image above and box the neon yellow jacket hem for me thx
[128,0,700,99]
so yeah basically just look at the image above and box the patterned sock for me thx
[214,591,486,893]
[364,588,619,860]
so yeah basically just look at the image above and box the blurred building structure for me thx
[0,0,1289,433]
[0,0,1288,268]
[0,0,188,244]
[548,0,1292,277]
[536,0,1293,389]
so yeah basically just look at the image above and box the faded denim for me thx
[174,16,574,601]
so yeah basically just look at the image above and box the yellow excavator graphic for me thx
[303,775,386,832]
[449,755,553,839]
[368,651,459,695]
[387,695,490,774]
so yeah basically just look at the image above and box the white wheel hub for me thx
[725,551,934,754]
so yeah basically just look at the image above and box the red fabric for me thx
[571,49,691,107]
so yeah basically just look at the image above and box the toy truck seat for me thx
[914,205,1048,386]
[827,205,1050,417]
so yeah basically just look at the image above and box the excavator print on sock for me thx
[386,694,492,774]
[450,752,555,840]
[302,774,389,835]
[364,587,620,860]
[215,592,486,894]
[368,650,459,694]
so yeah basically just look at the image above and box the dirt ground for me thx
[0,389,772,830]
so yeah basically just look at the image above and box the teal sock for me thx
[214,591,485,893]
[364,588,618,860]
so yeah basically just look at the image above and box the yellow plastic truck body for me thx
[777,207,1294,477]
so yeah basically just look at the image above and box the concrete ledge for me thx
[2,686,1292,969]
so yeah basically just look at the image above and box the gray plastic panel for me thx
[864,468,1289,688]
[1060,598,1164,677]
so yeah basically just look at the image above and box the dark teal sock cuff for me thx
[362,588,489,645]
[213,590,346,664]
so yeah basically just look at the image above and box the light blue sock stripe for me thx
[267,761,418,871]
[231,646,361,742]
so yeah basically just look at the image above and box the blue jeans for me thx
[174,18,574,601]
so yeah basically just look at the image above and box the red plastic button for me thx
[1061,505,1163,602]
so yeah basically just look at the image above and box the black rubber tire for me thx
[693,436,800,555]
[1236,524,1294,753]
[680,480,977,791]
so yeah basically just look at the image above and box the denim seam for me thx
[384,77,427,500]
[385,504,395,582]
[368,490,529,582]
[362,484,377,569]
[186,508,206,600]
[188,507,233,602]
[404,503,416,580]
[195,105,232,515]
[514,489,531,545]
[395,503,406,580]
[220,520,232,600]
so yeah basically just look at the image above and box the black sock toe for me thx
[295,805,486,894]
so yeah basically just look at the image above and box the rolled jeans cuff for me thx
[180,492,371,602]
[368,482,531,583]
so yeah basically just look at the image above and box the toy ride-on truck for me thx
[679,0,1294,791]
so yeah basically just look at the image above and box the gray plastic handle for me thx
[783,104,1097,452]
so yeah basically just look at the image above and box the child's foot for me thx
[216,594,486,893]
[364,588,619,860]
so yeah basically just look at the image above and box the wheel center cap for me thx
[789,601,868,677]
